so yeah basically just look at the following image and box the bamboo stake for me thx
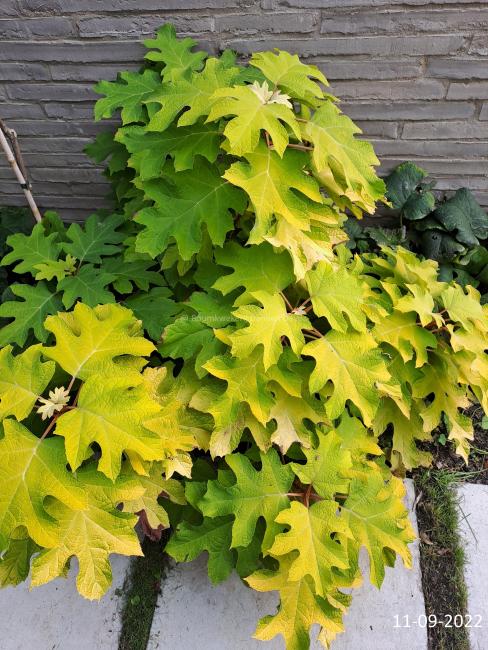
[0,119,41,223]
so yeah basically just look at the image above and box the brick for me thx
[481,103,488,121]
[0,103,46,119]
[320,9,488,35]
[78,15,214,39]
[371,138,488,158]
[50,63,137,82]
[43,103,98,120]
[402,121,488,140]
[355,121,399,138]
[3,153,99,168]
[469,35,488,56]
[277,0,482,6]
[226,35,467,57]
[378,158,488,176]
[427,58,488,80]
[6,120,112,137]
[0,63,50,81]
[436,176,488,191]
[19,137,93,153]
[329,79,445,101]
[0,1,18,17]
[447,82,488,100]
[316,59,422,81]
[0,17,74,38]
[342,101,475,121]
[19,0,240,12]
[215,12,317,34]
[0,41,145,63]
[30,168,106,183]
[7,83,97,102]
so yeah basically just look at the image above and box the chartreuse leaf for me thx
[246,556,347,650]
[341,468,415,587]
[230,291,311,370]
[144,24,206,82]
[122,462,171,531]
[146,57,238,132]
[1,223,61,276]
[42,303,154,380]
[213,242,294,299]
[269,501,350,597]
[305,101,385,215]
[441,284,487,332]
[269,384,326,452]
[224,143,337,244]
[372,311,437,368]
[250,49,328,105]
[199,449,294,550]
[135,159,246,259]
[305,261,368,332]
[94,69,161,124]
[304,331,391,426]
[34,254,77,282]
[54,373,163,480]
[0,345,54,421]
[31,481,142,600]
[0,419,86,549]
[62,213,125,264]
[207,84,300,158]
[0,283,62,347]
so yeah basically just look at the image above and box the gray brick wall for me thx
[0,1,487,221]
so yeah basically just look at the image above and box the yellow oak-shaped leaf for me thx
[0,345,55,421]
[372,311,437,367]
[54,373,163,480]
[291,429,352,498]
[304,331,390,426]
[341,469,415,587]
[203,349,274,426]
[43,303,154,380]
[224,143,338,244]
[373,398,432,471]
[394,283,442,327]
[0,419,86,549]
[441,284,488,332]
[250,49,328,105]
[305,261,368,333]
[336,413,383,458]
[207,84,300,157]
[31,485,142,600]
[269,501,351,598]
[304,101,385,215]
[230,291,311,370]
[246,555,347,650]
[199,449,294,550]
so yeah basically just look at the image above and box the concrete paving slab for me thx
[149,479,427,650]
[457,482,488,650]
[0,555,130,650]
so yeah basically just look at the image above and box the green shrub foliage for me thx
[0,25,487,649]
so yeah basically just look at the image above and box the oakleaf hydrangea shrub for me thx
[0,24,486,649]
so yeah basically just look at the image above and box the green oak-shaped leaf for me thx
[58,264,116,309]
[207,84,301,158]
[304,330,391,426]
[94,69,161,124]
[101,256,166,294]
[291,429,352,499]
[144,24,206,82]
[0,283,62,347]
[213,242,294,300]
[305,261,368,333]
[146,57,238,132]
[42,303,154,380]
[341,469,415,587]
[0,345,55,421]
[251,49,328,105]
[134,159,246,259]
[199,449,294,550]
[230,291,311,370]
[125,287,180,341]
[0,532,39,587]
[269,501,350,597]
[0,419,86,550]
[1,223,61,276]
[54,373,163,480]
[62,213,125,264]
[166,516,235,584]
